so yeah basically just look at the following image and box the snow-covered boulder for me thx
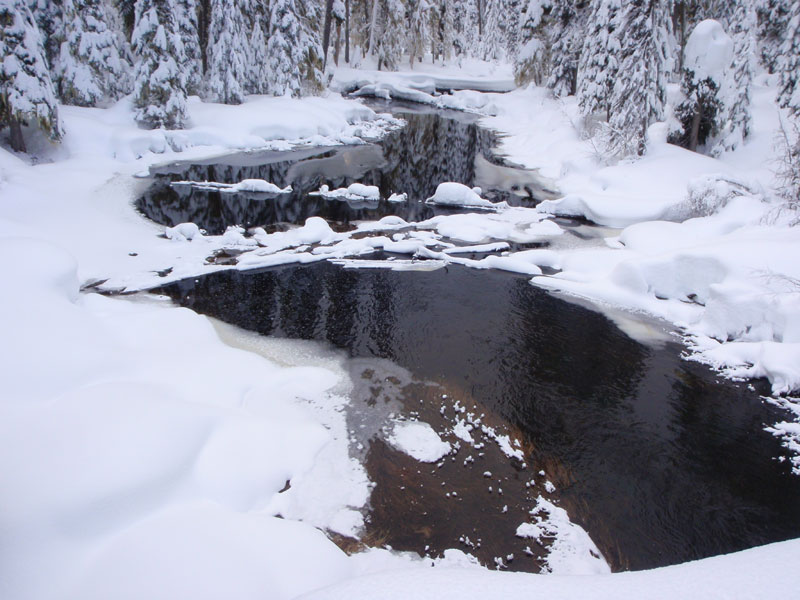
[426,182,506,211]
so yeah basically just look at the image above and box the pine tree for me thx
[57,0,131,107]
[756,0,792,74]
[712,0,755,155]
[0,0,63,152]
[606,0,675,157]
[451,0,479,59]
[174,0,202,95]
[131,0,188,129]
[514,0,550,86]
[267,0,323,95]
[375,0,404,71]
[30,0,64,70]
[246,9,268,94]
[482,0,505,61]
[577,0,622,120]
[777,2,800,116]
[546,0,590,98]
[206,0,247,103]
[408,0,431,67]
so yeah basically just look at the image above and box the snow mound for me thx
[426,182,506,211]
[388,421,452,463]
[311,183,381,201]
[165,222,203,241]
[172,179,293,194]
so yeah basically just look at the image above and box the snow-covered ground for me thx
[2,62,800,599]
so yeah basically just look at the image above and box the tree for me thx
[374,0,404,71]
[451,0,480,59]
[266,0,323,95]
[606,0,675,157]
[546,0,590,98]
[670,19,731,153]
[131,0,188,129]
[245,8,268,93]
[777,2,800,116]
[577,0,622,121]
[514,0,550,86]
[57,0,132,107]
[712,0,755,155]
[0,0,63,152]
[756,0,792,74]
[206,0,247,103]
[408,0,431,67]
[174,0,202,95]
[30,0,64,70]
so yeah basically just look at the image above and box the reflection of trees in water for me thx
[137,111,494,234]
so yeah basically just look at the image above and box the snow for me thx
[426,181,506,210]
[388,421,452,463]
[172,178,293,194]
[3,52,800,600]
[684,20,734,86]
[311,183,381,201]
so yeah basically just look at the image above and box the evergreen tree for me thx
[375,0,404,71]
[577,0,622,120]
[606,0,674,157]
[756,0,792,74]
[246,9,268,94]
[30,0,64,70]
[546,0,589,98]
[713,0,755,155]
[450,0,479,59]
[57,0,132,107]
[267,0,324,95]
[777,2,800,116]
[206,0,247,103]
[513,0,550,86]
[0,0,63,152]
[174,0,202,95]
[408,0,431,67]
[131,0,188,129]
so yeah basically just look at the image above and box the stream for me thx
[140,102,800,573]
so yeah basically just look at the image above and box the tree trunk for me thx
[477,0,483,38]
[9,118,26,154]
[368,0,380,57]
[345,0,350,63]
[334,21,342,66]
[689,103,702,152]
[322,0,335,70]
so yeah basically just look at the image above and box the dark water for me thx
[137,107,550,235]
[155,262,800,572]
[140,104,800,572]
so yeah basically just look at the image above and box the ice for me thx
[388,421,452,463]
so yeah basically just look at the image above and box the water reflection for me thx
[137,110,544,235]
[155,261,800,571]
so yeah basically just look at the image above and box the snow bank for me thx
[300,538,800,600]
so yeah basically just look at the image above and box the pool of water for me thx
[141,103,800,573]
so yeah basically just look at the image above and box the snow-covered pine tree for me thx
[482,0,505,61]
[174,0,202,95]
[670,19,732,153]
[408,0,431,66]
[756,0,792,74]
[513,0,550,86]
[436,0,454,64]
[0,0,63,152]
[712,0,755,155]
[57,0,132,106]
[605,0,675,157]
[450,0,479,59]
[266,0,324,95]
[375,0,404,71]
[777,2,800,116]
[577,0,622,121]
[30,0,63,70]
[206,0,247,103]
[246,7,268,94]
[131,0,188,129]
[546,0,590,98]
[502,0,522,61]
